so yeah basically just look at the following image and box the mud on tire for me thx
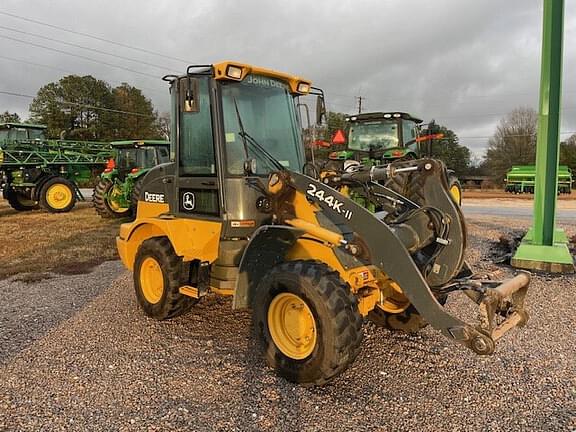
[133,237,197,320]
[252,260,363,386]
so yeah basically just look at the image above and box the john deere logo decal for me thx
[182,192,195,211]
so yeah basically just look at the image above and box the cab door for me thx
[173,76,222,219]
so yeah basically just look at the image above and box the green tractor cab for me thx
[93,140,170,218]
[321,112,462,205]
[345,112,422,165]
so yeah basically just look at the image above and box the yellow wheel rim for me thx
[268,293,317,360]
[140,257,164,304]
[378,281,410,314]
[107,185,129,213]
[46,184,73,209]
[450,184,461,205]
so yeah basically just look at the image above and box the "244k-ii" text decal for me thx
[306,183,353,220]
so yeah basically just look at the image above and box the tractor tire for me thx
[448,175,462,206]
[252,260,363,386]
[133,237,197,320]
[93,179,131,218]
[4,189,38,211]
[39,177,76,213]
[368,294,447,333]
[130,177,143,216]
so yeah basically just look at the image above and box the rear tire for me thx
[39,177,76,213]
[133,237,197,320]
[4,189,38,211]
[252,260,363,386]
[93,179,131,218]
[130,177,143,216]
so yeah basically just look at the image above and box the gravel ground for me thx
[0,217,575,431]
[0,261,124,364]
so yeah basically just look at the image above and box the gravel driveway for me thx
[0,217,574,431]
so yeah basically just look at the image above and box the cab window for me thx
[179,78,217,176]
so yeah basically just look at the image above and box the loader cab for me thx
[145,62,314,238]
[343,112,422,162]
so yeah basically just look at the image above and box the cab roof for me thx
[346,112,423,124]
[166,61,312,96]
[111,140,170,149]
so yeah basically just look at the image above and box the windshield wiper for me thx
[232,98,285,172]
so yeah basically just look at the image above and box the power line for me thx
[0,55,166,95]
[0,53,75,74]
[0,24,173,73]
[0,10,190,65]
[0,90,155,118]
[0,34,161,80]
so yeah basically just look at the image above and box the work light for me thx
[226,65,243,79]
[297,82,310,94]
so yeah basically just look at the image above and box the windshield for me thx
[28,128,45,140]
[348,120,399,151]
[221,74,304,175]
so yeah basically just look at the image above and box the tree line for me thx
[3,75,576,183]
[1,75,168,141]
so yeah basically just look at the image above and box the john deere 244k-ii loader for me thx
[117,62,530,385]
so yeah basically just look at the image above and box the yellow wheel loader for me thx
[116,62,530,386]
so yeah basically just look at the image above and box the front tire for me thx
[39,177,76,213]
[93,179,131,218]
[252,260,363,386]
[133,237,197,320]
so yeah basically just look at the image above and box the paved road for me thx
[462,202,576,222]
[79,188,93,200]
[462,204,576,221]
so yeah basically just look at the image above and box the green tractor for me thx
[93,140,170,218]
[0,123,112,213]
[319,112,462,205]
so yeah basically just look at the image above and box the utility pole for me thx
[511,0,574,273]
[356,96,363,114]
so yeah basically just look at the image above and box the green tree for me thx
[322,111,347,142]
[560,134,576,176]
[485,107,537,183]
[425,123,471,175]
[29,75,115,139]
[0,111,21,123]
[111,83,158,140]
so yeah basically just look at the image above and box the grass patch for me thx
[0,200,123,280]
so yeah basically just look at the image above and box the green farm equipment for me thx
[505,165,572,194]
[93,140,170,218]
[0,123,113,213]
[311,112,462,205]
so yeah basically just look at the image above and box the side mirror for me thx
[243,158,257,175]
[180,76,199,113]
[315,95,327,125]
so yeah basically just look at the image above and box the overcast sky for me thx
[1,0,575,159]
